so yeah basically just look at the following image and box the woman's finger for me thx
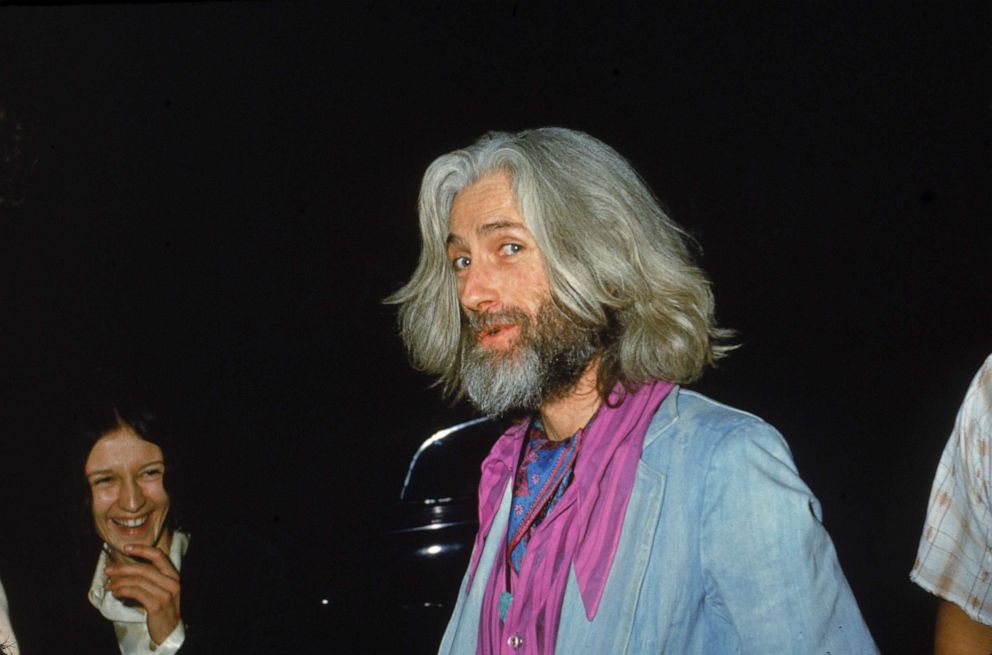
[121,543,179,578]
[106,569,180,600]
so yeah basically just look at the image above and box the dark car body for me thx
[383,416,509,652]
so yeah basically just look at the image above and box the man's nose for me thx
[459,261,500,314]
[119,478,145,512]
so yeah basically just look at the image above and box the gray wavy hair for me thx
[386,127,734,399]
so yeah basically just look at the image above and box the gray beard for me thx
[459,302,600,417]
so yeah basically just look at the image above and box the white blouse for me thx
[88,531,189,655]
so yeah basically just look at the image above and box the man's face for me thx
[447,171,600,415]
[447,171,551,352]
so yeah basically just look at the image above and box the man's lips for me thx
[477,322,519,347]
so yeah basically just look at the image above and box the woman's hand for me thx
[105,543,181,645]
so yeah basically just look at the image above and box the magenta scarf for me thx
[468,380,674,654]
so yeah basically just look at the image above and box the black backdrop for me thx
[0,3,989,652]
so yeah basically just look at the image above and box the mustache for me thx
[463,307,532,336]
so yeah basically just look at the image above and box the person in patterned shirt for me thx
[912,354,992,654]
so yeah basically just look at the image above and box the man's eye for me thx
[91,477,113,487]
[452,256,471,270]
[142,468,163,479]
[500,243,523,255]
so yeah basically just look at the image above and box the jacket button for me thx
[507,635,524,649]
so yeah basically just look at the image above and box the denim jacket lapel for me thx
[555,457,667,654]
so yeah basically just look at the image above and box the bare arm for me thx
[936,600,992,655]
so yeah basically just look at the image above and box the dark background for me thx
[0,2,989,652]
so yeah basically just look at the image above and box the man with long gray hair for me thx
[389,127,876,654]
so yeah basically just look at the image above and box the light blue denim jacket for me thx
[439,387,878,654]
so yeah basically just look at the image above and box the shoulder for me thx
[180,523,290,609]
[671,388,769,429]
[646,387,790,461]
[959,355,992,428]
[974,353,992,384]
[179,524,297,651]
[182,523,284,579]
[938,354,992,480]
[639,387,800,506]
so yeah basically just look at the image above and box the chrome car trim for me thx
[399,415,493,500]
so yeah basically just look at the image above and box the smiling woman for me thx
[77,398,189,653]
[70,384,298,654]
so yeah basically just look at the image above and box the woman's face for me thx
[84,423,171,558]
